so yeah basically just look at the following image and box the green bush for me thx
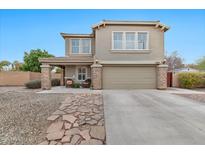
[51,78,60,86]
[72,83,81,88]
[25,78,61,89]
[25,80,41,89]
[178,72,205,89]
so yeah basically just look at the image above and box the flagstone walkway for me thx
[39,93,105,145]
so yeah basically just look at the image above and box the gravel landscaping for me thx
[0,87,68,145]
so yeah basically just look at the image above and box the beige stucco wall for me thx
[95,25,164,62]
[30,72,41,80]
[65,66,76,78]
[65,65,91,82]
[65,38,70,56]
[0,71,61,86]
[65,38,95,57]
[0,71,30,86]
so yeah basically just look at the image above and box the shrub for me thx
[25,78,60,89]
[72,83,81,88]
[178,72,205,89]
[51,78,60,86]
[25,80,41,89]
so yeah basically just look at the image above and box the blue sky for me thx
[0,9,205,64]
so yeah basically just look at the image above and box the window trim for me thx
[70,38,92,54]
[71,39,80,54]
[76,66,87,81]
[112,31,149,51]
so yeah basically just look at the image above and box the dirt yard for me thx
[0,87,68,145]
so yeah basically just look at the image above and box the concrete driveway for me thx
[103,90,205,144]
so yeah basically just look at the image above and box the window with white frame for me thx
[77,67,86,81]
[81,39,91,53]
[71,39,91,54]
[71,39,80,53]
[112,31,148,50]
[125,32,136,49]
[113,32,123,49]
[138,32,148,49]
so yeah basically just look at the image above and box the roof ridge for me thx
[102,19,160,22]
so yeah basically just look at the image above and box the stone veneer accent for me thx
[157,64,168,90]
[60,67,65,86]
[91,64,102,90]
[41,64,51,90]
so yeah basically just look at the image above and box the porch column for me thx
[60,66,65,86]
[41,64,51,90]
[91,64,102,90]
[157,64,168,90]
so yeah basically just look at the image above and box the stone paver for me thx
[80,129,91,140]
[50,141,58,145]
[64,122,72,129]
[47,121,64,133]
[77,106,92,113]
[90,126,105,140]
[47,115,60,121]
[86,119,98,125]
[65,128,80,136]
[61,135,72,143]
[46,130,64,140]
[39,93,105,145]
[63,114,77,123]
[80,139,103,145]
[70,135,82,144]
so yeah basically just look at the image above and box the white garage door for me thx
[103,66,157,89]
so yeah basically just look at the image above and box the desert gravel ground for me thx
[0,87,68,145]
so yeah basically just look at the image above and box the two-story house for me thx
[39,20,169,90]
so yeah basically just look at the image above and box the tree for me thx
[196,56,205,70]
[55,67,62,73]
[0,60,11,71]
[20,49,54,72]
[165,51,184,71]
[12,60,23,71]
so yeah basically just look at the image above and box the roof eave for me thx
[60,33,94,39]
[92,20,170,32]
[39,57,94,64]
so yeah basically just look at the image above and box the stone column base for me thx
[60,67,65,86]
[157,64,168,90]
[41,64,51,90]
[91,64,102,90]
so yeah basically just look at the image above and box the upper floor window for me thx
[113,32,123,49]
[138,32,148,49]
[71,39,91,54]
[112,31,149,50]
[71,39,80,54]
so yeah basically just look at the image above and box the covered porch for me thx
[39,57,100,90]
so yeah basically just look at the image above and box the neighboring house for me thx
[39,20,169,90]
[174,67,199,73]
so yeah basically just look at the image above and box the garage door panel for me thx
[103,66,156,89]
